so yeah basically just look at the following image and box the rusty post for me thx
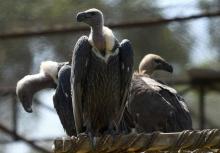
[199,86,205,129]
[12,94,18,140]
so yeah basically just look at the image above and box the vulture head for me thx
[138,54,173,75]
[16,61,59,113]
[16,75,36,113]
[76,8,104,27]
[76,8,117,59]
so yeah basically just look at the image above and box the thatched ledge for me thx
[53,129,220,153]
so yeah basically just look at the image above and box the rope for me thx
[53,130,220,153]
[170,130,194,151]
[134,131,160,152]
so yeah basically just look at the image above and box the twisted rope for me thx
[53,129,220,153]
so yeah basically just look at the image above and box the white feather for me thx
[40,61,59,84]
[92,47,119,63]
[103,26,115,51]
[88,26,118,63]
[141,77,177,94]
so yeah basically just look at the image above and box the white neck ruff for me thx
[88,26,118,63]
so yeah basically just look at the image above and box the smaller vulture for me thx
[127,54,192,132]
[16,61,76,136]
[16,61,61,112]
[71,8,133,137]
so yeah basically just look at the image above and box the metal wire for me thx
[1,10,220,39]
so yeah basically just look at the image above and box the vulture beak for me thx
[16,70,57,114]
[157,62,173,73]
[76,12,87,22]
[22,103,33,113]
[16,86,33,113]
[167,63,173,73]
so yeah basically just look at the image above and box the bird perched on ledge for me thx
[127,54,192,132]
[71,8,133,137]
[16,9,134,137]
[16,54,192,136]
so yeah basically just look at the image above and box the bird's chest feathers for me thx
[89,26,118,63]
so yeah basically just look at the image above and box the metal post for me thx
[12,94,18,140]
[199,86,205,129]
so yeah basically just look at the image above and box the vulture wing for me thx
[141,77,177,94]
[118,39,133,126]
[71,36,91,134]
[158,87,192,130]
[143,77,192,130]
[129,75,176,132]
[53,65,76,136]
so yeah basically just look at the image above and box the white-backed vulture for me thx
[71,8,133,137]
[127,54,192,132]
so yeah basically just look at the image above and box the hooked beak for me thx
[23,105,33,113]
[18,96,33,113]
[76,12,86,22]
[157,62,173,73]
[16,87,33,113]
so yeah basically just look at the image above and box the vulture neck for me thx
[89,24,117,62]
[139,70,152,77]
[25,73,55,94]
[90,24,106,52]
[40,61,59,84]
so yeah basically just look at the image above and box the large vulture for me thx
[17,9,134,137]
[127,54,192,132]
[71,8,133,136]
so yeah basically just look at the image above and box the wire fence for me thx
[1,10,220,39]
[0,9,220,153]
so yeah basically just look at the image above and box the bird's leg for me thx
[118,119,129,134]
[105,121,119,144]
[87,131,97,149]
[85,123,97,149]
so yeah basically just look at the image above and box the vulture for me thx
[71,8,133,136]
[16,61,76,136]
[16,54,191,135]
[17,8,133,138]
[127,54,192,132]
[16,61,64,112]
[17,60,132,136]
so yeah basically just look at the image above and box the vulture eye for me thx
[90,12,96,16]
[154,59,161,64]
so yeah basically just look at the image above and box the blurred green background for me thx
[0,0,220,152]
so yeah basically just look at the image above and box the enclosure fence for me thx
[1,10,220,153]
